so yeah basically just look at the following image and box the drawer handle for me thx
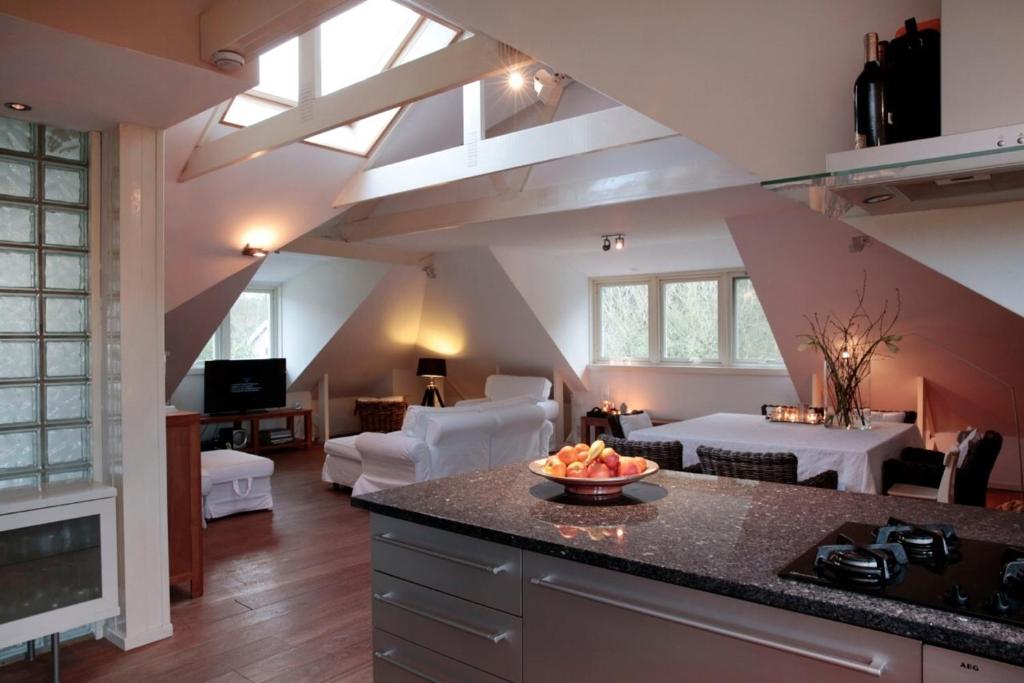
[374,591,509,644]
[531,577,886,678]
[374,532,508,575]
[374,649,443,683]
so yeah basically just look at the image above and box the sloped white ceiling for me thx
[412,0,939,179]
[847,200,1024,318]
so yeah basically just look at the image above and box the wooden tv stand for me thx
[200,408,313,454]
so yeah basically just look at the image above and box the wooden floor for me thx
[2,446,372,683]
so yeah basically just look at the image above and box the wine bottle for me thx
[854,32,887,148]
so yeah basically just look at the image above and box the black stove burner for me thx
[874,517,960,563]
[814,533,908,587]
[780,521,1024,628]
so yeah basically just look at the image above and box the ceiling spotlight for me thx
[242,243,269,258]
[614,235,625,250]
[4,102,31,112]
[602,236,611,252]
[507,70,526,90]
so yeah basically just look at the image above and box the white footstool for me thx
[201,449,274,520]
[322,435,362,489]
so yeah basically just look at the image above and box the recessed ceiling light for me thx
[507,70,526,90]
[4,102,31,112]
[863,193,894,204]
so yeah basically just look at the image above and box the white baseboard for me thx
[104,621,173,651]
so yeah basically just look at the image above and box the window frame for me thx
[190,284,281,373]
[590,269,785,372]
[219,7,461,158]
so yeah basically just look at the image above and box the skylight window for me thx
[221,1,458,157]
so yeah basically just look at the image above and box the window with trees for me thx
[194,287,280,368]
[592,271,783,368]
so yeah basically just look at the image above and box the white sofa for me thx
[456,375,558,452]
[350,398,547,495]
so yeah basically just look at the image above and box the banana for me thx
[584,440,605,467]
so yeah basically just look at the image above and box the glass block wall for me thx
[0,116,91,489]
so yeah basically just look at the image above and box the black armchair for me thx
[882,431,1003,507]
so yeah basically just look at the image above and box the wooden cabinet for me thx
[199,408,313,454]
[166,411,203,597]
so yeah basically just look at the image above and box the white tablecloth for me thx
[629,413,923,493]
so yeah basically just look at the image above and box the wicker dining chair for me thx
[684,445,839,489]
[597,434,683,471]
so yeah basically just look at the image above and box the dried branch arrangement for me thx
[799,273,902,429]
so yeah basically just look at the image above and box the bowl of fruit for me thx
[528,440,659,498]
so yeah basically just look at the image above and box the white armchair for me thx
[457,375,559,452]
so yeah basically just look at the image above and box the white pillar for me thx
[100,124,172,650]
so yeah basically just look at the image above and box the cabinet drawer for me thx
[373,572,522,681]
[373,629,508,683]
[371,514,522,615]
[524,552,921,683]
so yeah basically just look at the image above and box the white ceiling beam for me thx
[486,86,566,196]
[462,80,485,146]
[338,161,751,242]
[180,35,528,181]
[199,0,360,65]
[281,236,431,266]
[331,105,676,208]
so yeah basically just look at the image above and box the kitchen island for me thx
[352,465,1024,682]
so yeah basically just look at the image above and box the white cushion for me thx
[886,483,939,501]
[484,375,552,402]
[618,412,654,437]
[951,427,978,469]
[325,435,361,462]
[201,449,274,485]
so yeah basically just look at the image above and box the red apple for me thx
[586,462,612,479]
[618,457,642,476]
[600,448,620,471]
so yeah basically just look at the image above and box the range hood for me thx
[762,122,1024,217]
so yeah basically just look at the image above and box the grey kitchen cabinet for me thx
[522,551,923,683]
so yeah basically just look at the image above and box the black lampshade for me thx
[416,357,447,378]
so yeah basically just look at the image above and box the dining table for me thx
[628,412,924,493]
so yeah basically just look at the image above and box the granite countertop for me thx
[352,465,1024,666]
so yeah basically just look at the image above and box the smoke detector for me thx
[212,50,246,71]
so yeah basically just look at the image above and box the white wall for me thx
[941,0,1024,134]
[574,366,799,442]
[417,247,580,396]
[281,257,393,381]
[491,247,590,379]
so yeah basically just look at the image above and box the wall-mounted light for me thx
[4,102,31,112]
[601,234,625,252]
[242,243,269,258]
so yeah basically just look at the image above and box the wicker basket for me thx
[354,399,408,433]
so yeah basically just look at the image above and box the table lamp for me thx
[416,357,447,407]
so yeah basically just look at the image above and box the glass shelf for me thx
[761,140,1024,218]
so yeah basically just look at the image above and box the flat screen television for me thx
[204,358,287,414]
